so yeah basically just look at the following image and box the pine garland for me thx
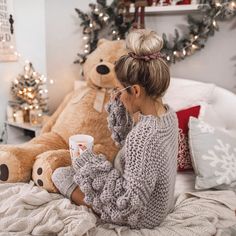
[162,0,236,63]
[74,0,236,64]
[74,0,132,64]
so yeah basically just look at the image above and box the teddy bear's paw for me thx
[32,150,71,193]
[33,166,54,191]
[32,160,57,193]
[0,163,9,181]
[0,151,24,182]
[0,151,10,181]
[34,166,44,187]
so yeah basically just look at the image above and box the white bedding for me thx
[0,181,236,236]
[174,170,196,200]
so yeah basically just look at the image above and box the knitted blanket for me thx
[0,181,236,236]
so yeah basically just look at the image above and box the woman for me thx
[52,29,178,229]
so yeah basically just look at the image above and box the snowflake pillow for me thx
[188,117,236,190]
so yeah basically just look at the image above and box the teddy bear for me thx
[0,39,127,193]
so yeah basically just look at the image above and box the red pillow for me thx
[176,105,201,171]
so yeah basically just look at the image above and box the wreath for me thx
[74,0,236,65]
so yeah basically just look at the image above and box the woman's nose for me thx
[96,65,110,75]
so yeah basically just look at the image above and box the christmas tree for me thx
[10,62,48,113]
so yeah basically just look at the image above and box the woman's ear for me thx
[132,85,141,98]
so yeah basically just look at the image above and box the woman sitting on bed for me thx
[52,29,179,229]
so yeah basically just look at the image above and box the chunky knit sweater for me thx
[73,99,178,229]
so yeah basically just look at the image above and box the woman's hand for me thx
[110,88,121,101]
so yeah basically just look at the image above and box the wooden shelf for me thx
[130,4,199,14]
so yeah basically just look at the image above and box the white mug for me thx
[69,134,94,159]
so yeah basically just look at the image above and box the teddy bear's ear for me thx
[97,38,109,47]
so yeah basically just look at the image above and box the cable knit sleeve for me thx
[73,125,161,228]
[105,99,133,147]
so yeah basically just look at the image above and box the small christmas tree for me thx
[10,62,48,120]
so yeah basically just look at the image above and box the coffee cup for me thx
[69,134,94,159]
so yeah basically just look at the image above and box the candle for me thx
[30,109,43,126]
[15,110,24,124]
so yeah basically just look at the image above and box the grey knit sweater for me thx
[73,99,178,229]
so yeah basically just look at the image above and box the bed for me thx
[0,78,236,236]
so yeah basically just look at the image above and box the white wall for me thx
[45,0,94,113]
[0,0,46,137]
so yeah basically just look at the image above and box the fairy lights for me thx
[74,0,236,65]
[161,0,236,63]
[10,61,49,113]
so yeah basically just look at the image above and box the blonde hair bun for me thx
[115,29,170,99]
[126,29,163,56]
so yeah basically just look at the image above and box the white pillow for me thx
[189,117,236,190]
[163,78,215,112]
[197,91,236,139]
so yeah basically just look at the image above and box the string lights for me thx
[74,0,236,65]
[74,0,132,64]
[151,0,236,63]
[10,61,50,114]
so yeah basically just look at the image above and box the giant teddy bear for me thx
[0,39,127,193]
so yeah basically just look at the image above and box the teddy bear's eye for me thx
[100,59,103,62]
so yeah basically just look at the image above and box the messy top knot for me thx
[115,29,170,99]
[126,29,163,57]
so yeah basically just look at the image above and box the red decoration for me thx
[162,0,172,6]
[146,0,154,5]
[153,0,161,5]
[133,0,153,29]
[176,105,201,171]
[176,0,191,5]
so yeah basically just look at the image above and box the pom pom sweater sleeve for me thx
[73,105,178,229]
[105,99,133,147]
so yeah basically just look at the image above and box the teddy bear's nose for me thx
[96,65,110,75]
